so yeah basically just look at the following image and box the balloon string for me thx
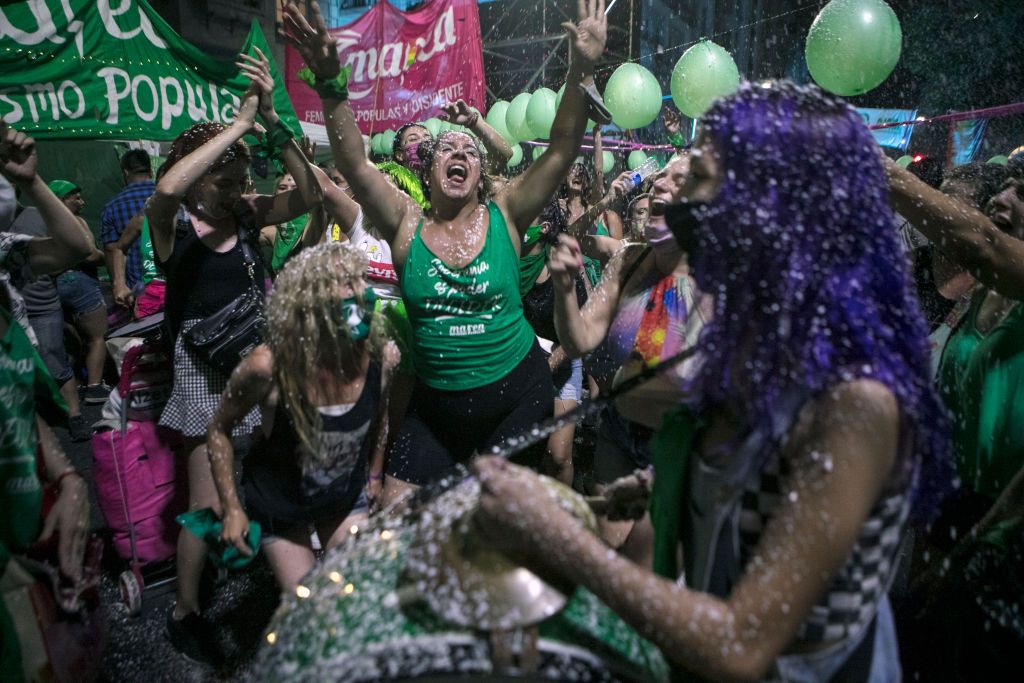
[594,3,818,77]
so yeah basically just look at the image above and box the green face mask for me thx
[340,288,377,341]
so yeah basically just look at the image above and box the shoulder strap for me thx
[619,244,652,287]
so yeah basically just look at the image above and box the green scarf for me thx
[649,405,701,580]
[176,508,261,570]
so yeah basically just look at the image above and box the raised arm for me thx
[283,1,415,244]
[497,0,607,235]
[550,235,640,357]
[441,100,512,171]
[146,95,258,262]
[885,156,1024,300]
[476,379,899,681]
[207,346,273,556]
[590,126,606,206]
[0,120,93,273]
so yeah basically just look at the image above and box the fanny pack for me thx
[184,222,266,375]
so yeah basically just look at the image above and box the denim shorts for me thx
[28,309,73,384]
[56,270,104,317]
[260,490,370,545]
[555,357,583,402]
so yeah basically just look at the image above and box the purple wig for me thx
[691,81,953,520]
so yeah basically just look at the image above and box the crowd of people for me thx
[2,0,1022,679]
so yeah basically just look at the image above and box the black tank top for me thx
[242,360,382,529]
[158,205,264,337]
[521,273,588,343]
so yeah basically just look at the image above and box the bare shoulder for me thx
[820,378,899,423]
[381,340,401,374]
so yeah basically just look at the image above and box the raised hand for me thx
[608,170,632,202]
[440,100,480,127]
[547,234,585,291]
[663,108,681,136]
[300,135,317,162]
[232,85,261,134]
[236,46,279,125]
[0,119,38,186]
[282,1,340,81]
[562,0,608,71]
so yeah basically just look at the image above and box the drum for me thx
[254,495,668,682]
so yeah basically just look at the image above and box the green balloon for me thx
[670,40,740,118]
[627,150,648,170]
[486,101,514,144]
[895,155,913,168]
[987,155,1009,166]
[380,129,397,157]
[602,151,615,174]
[507,144,523,167]
[525,88,558,140]
[422,118,443,136]
[604,63,662,130]
[437,119,452,134]
[506,93,536,142]
[805,0,902,96]
[369,133,381,156]
[532,145,546,161]
[555,84,595,129]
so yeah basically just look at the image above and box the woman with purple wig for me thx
[473,81,953,681]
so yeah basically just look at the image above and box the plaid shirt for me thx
[100,180,155,288]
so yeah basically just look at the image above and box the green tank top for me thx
[402,202,536,391]
[938,294,1024,501]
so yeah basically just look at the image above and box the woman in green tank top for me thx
[284,0,608,504]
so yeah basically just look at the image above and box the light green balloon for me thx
[895,155,913,168]
[805,0,902,97]
[507,144,524,167]
[602,151,615,174]
[380,129,397,157]
[525,88,558,140]
[670,40,740,118]
[555,84,595,129]
[506,93,536,142]
[369,133,381,156]
[422,118,443,137]
[988,155,1010,166]
[627,150,648,170]
[604,63,662,130]
[437,119,452,133]
[532,145,546,161]
[486,101,514,144]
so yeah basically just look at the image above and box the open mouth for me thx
[446,164,468,183]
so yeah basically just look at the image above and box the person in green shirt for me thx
[284,0,608,507]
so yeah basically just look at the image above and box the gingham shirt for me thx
[100,180,155,288]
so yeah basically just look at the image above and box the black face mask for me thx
[663,200,709,259]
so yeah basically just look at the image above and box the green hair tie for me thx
[375,160,430,211]
[298,65,351,101]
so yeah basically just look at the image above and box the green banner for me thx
[0,1,299,140]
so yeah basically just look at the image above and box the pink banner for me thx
[286,0,487,135]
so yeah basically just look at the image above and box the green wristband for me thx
[265,120,294,150]
[667,131,686,149]
[298,65,351,102]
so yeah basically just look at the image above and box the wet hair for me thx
[626,192,650,219]
[393,122,431,157]
[266,242,389,458]
[537,198,568,245]
[164,122,250,175]
[121,148,152,176]
[693,80,953,521]
[1006,156,1024,182]
[907,155,944,189]
[558,160,593,208]
[417,131,493,205]
[942,162,1008,210]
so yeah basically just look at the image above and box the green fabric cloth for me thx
[401,201,536,390]
[938,296,1024,500]
[271,214,309,273]
[649,405,701,581]
[138,216,160,284]
[518,247,549,297]
[176,508,261,570]
[0,307,67,551]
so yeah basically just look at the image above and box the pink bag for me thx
[90,423,185,565]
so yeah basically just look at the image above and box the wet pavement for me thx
[60,403,280,681]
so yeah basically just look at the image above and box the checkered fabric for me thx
[100,180,156,288]
[738,456,910,643]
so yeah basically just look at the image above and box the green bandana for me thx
[341,288,377,341]
[176,508,261,570]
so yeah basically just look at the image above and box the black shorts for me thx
[386,342,554,486]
